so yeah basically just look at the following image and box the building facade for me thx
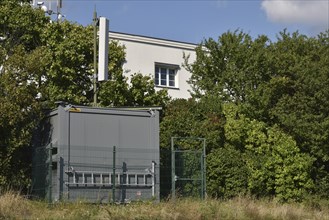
[109,32,197,99]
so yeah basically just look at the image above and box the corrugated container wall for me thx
[32,104,160,203]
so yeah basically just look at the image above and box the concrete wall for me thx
[110,32,197,99]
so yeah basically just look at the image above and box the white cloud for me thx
[261,0,329,28]
[216,0,228,8]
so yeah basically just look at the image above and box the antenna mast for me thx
[93,7,98,106]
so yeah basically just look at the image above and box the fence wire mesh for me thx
[32,144,159,204]
[31,144,53,202]
[174,150,204,198]
[171,137,206,200]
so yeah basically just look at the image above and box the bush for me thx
[207,144,249,198]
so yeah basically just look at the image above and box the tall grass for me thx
[1,192,329,219]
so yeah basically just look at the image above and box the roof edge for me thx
[109,31,197,51]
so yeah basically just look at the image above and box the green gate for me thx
[171,137,206,200]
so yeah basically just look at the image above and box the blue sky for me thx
[39,0,329,44]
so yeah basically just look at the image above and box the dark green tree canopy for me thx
[2,0,329,202]
[163,29,329,201]
[0,0,170,189]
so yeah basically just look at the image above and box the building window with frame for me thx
[154,64,178,88]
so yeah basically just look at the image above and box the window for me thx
[155,64,178,88]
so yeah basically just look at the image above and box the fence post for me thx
[152,161,155,197]
[48,143,53,205]
[112,145,116,204]
[200,151,204,200]
[171,137,175,201]
[59,157,64,200]
[203,139,206,200]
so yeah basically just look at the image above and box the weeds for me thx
[0,192,329,219]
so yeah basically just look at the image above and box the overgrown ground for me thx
[1,192,329,220]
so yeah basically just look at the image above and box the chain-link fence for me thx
[32,144,159,204]
[171,137,206,200]
[173,150,205,198]
[159,148,172,199]
[160,137,206,200]
[31,144,53,202]
[32,138,205,203]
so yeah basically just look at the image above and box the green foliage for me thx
[98,41,170,107]
[207,144,249,198]
[245,124,314,202]
[0,2,170,190]
[264,31,329,197]
[222,103,314,201]
[0,0,49,53]
[175,151,204,197]
[161,97,314,200]
[40,22,94,106]
[99,72,170,107]
[0,1,49,189]
[185,30,271,104]
[1,1,329,203]
[128,73,170,107]
[98,41,129,106]
[160,97,224,198]
[0,45,44,187]
[178,29,329,201]
[160,96,224,150]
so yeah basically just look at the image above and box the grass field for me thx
[1,192,329,219]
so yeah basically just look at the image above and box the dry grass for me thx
[0,192,33,219]
[1,192,329,219]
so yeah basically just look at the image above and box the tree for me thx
[0,0,50,188]
[39,22,94,107]
[207,145,249,198]
[160,96,225,197]
[160,96,224,151]
[0,0,170,189]
[98,42,170,107]
[223,103,314,201]
[183,29,329,199]
[0,1,49,54]
[128,73,170,107]
[266,30,329,197]
[184,30,271,105]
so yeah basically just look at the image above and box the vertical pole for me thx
[151,161,155,197]
[67,111,70,200]
[203,139,206,200]
[93,7,98,106]
[112,146,116,204]
[171,137,175,201]
[56,0,62,22]
[48,143,53,205]
[59,157,64,200]
[68,111,70,170]
[200,151,204,199]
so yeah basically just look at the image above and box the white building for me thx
[109,32,197,99]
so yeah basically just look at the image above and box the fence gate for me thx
[171,137,206,200]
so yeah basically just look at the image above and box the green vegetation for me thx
[161,29,329,202]
[0,0,169,190]
[1,192,329,220]
[2,0,329,205]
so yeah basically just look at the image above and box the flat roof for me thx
[109,31,197,51]
[52,102,161,115]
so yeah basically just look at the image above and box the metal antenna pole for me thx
[93,7,98,106]
[56,0,62,22]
